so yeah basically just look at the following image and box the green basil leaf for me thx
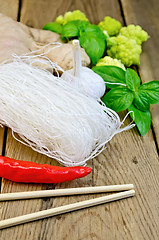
[139,80,159,104]
[126,68,141,91]
[61,21,79,40]
[133,90,150,111]
[61,20,89,40]
[43,22,63,34]
[82,24,106,40]
[102,86,134,112]
[79,34,106,64]
[77,21,90,32]
[129,104,151,136]
[92,66,126,89]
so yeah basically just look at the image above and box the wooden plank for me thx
[20,0,123,27]
[0,1,159,240]
[0,0,19,20]
[94,117,159,240]
[0,131,92,239]
[0,1,121,239]
[1,126,159,239]
[0,0,20,190]
[120,0,159,148]
[0,4,92,239]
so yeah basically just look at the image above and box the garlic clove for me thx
[62,67,105,99]
[61,39,106,99]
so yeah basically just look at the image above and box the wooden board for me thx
[0,0,159,239]
[0,0,19,147]
[120,0,159,148]
[0,0,20,187]
[20,0,123,27]
[0,0,19,20]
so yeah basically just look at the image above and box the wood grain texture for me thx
[94,125,159,240]
[0,0,159,239]
[0,0,20,190]
[20,0,123,27]
[0,0,19,20]
[120,0,159,148]
[0,130,92,239]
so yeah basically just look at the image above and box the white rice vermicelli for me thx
[0,55,134,166]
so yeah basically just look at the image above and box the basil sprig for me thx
[43,20,106,64]
[93,66,159,136]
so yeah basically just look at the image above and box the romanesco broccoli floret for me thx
[98,16,122,36]
[119,25,149,45]
[96,56,126,70]
[107,36,142,67]
[55,15,64,25]
[55,10,89,25]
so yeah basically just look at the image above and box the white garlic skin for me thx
[62,67,106,99]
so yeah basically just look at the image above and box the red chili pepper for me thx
[0,156,92,183]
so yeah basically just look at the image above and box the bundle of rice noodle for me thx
[0,41,134,166]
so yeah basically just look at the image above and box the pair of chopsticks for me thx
[0,184,135,230]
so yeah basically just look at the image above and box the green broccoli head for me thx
[119,25,149,45]
[55,10,89,25]
[98,16,122,37]
[96,56,126,70]
[107,36,142,67]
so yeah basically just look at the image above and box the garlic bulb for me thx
[61,40,106,99]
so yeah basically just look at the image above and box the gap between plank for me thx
[17,0,22,22]
[0,127,8,192]
[151,124,159,156]
[118,0,127,26]
[2,127,8,156]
